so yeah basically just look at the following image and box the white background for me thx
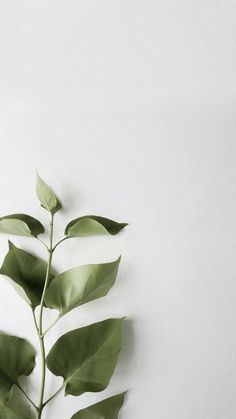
[0,1,236,418]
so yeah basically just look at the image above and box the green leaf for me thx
[0,332,36,405]
[0,406,26,419]
[45,257,121,315]
[0,241,54,309]
[71,392,126,419]
[36,173,61,214]
[0,214,44,237]
[46,318,123,396]
[65,216,128,237]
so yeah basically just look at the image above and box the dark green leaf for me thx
[71,392,126,419]
[36,173,61,214]
[0,406,26,419]
[0,241,54,308]
[0,214,44,237]
[45,257,121,315]
[46,318,123,396]
[65,216,128,237]
[0,332,36,405]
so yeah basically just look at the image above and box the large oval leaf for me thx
[36,173,61,214]
[0,406,26,419]
[71,392,126,419]
[0,332,36,405]
[0,241,54,308]
[65,216,127,237]
[46,318,123,396]
[45,257,121,315]
[0,214,44,237]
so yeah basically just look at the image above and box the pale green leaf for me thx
[71,392,126,419]
[36,173,61,214]
[0,332,36,405]
[45,257,121,315]
[65,216,128,237]
[46,318,123,396]
[0,406,26,419]
[0,241,54,308]
[0,214,44,237]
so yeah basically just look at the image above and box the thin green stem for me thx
[42,315,61,337]
[32,309,39,333]
[32,217,68,418]
[52,236,68,252]
[16,381,37,410]
[43,383,65,407]
[36,213,54,419]
[36,237,49,251]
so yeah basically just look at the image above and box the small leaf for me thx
[45,257,121,315]
[71,392,126,419]
[0,332,36,405]
[65,216,128,237]
[0,214,44,237]
[36,173,61,214]
[0,406,26,419]
[46,318,123,396]
[0,241,54,308]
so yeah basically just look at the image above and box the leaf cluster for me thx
[0,174,128,419]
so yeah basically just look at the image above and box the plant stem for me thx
[42,314,61,337]
[52,236,68,252]
[36,237,49,251]
[36,213,54,419]
[43,383,65,407]
[16,381,37,410]
[32,309,39,333]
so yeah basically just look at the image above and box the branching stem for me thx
[42,315,61,337]
[36,213,54,419]
[43,383,65,407]
[52,236,68,252]
[31,217,68,418]
[36,237,49,251]
[32,309,39,333]
[16,381,37,410]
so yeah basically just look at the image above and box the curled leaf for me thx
[0,214,44,237]
[65,215,128,237]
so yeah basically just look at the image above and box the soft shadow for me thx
[117,317,136,380]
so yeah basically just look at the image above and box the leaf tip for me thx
[120,222,129,230]
[116,255,122,263]
[117,390,128,401]
[36,173,62,214]
[35,170,42,182]
[8,240,15,250]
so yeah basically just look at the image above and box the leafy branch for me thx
[0,174,128,419]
